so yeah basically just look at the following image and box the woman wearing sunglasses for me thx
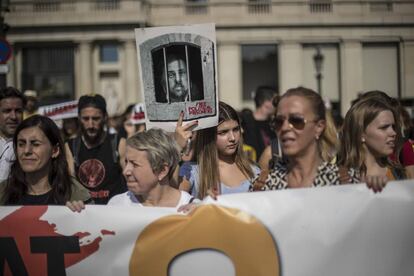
[179,101,260,199]
[251,86,358,191]
[338,95,405,192]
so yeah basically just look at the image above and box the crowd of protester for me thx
[0,85,413,211]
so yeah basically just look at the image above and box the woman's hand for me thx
[179,177,192,192]
[174,111,198,152]
[177,202,198,213]
[66,200,85,212]
[363,175,388,193]
[206,186,219,200]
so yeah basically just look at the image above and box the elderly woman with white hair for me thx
[67,128,193,211]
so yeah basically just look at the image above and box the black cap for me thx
[78,94,107,115]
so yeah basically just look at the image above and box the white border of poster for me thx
[135,23,218,132]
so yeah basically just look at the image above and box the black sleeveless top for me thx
[69,134,127,204]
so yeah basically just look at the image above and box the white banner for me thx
[130,103,146,125]
[1,180,414,276]
[38,100,78,121]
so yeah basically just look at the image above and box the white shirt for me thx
[0,137,14,182]
[108,190,193,210]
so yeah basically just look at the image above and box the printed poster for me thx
[135,23,218,132]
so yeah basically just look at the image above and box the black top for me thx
[68,133,127,204]
[16,191,55,205]
[240,110,276,158]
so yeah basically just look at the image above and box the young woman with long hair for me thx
[339,94,405,191]
[180,101,260,199]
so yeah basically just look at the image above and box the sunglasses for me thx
[272,115,315,131]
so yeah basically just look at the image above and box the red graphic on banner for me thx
[0,206,114,276]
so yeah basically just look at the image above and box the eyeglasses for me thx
[272,115,315,131]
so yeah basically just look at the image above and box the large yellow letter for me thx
[130,205,280,276]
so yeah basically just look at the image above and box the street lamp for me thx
[313,46,324,96]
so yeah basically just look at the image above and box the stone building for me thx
[4,0,414,116]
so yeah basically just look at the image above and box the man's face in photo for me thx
[166,58,188,102]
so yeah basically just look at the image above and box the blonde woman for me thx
[251,87,358,191]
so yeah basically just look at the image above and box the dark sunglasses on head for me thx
[272,115,313,131]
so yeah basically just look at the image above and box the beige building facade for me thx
[4,0,414,116]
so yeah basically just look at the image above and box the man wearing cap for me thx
[65,94,127,204]
[0,87,25,182]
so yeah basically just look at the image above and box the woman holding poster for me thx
[180,102,260,199]
[0,115,90,205]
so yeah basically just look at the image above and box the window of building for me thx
[100,43,119,63]
[95,0,120,10]
[248,0,271,14]
[22,45,75,105]
[33,0,60,12]
[309,0,332,13]
[362,43,400,98]
[370,0,393,12]
[186,0,208,14]
[241,44,278,101]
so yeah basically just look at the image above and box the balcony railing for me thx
[248,0,271,14]
[8,0,144,13]
[148,0,414,26]
[370,1,393,12]
[6,0,148,26]
[309,0,332,13]
[95,0,120,11]
[185,0,208,14]
[33,0,61,12]
[6,0,414,27]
